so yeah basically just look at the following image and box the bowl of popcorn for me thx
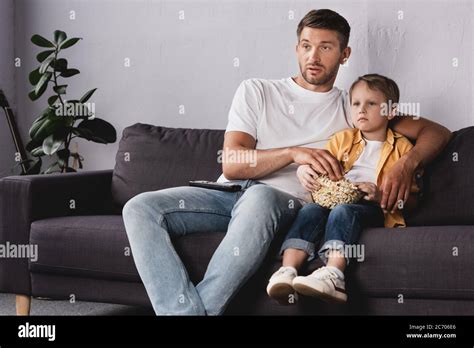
[311,175,365,209]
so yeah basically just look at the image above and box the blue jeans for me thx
[280,202,384,265]
[122,181,302,315]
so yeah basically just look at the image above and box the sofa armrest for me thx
[0,169,114,295]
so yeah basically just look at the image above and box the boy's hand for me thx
[354,182,382,203]
[297,165,321,192]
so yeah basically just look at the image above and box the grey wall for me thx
[367,1,473,128]
[0,0,16,177]
[7,0,474,172]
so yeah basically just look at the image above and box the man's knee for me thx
[235,184,301,219]
[123,187,186,217]
[123,191,154,218]
[241,184,297,207]
[122,191,176,244]
[123,190,176,232]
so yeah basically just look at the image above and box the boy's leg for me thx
[280,203,330,268]
[196,184,302,315]
[319,203,385,266]
[267,203,329,304]
[293,203,384,303]
[123,183,247,315]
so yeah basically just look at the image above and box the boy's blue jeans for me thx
[122,180,302,315]
[280,202,385,265]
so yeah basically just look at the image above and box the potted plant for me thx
[26,30,116,174]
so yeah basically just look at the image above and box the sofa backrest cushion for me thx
[111,123,224,206]
[405,126,474,226]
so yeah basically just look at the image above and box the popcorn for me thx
[311,175,364,209]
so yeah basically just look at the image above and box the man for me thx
[123,9,451,315]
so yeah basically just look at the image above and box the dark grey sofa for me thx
[1,123,473,315]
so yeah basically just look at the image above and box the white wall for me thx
[8,0,474,172]
[0,0,16,177]
[367,1,473,128]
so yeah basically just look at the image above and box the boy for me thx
[267,74,419,304]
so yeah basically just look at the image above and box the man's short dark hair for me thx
[297,9,351,51]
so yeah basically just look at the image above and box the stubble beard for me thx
[300,63,339,87]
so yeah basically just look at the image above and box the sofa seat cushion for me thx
[29,215,225,282]
[30,216,474,301]
[351,225,474,300]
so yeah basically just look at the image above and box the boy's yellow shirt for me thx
[326,127,419,228]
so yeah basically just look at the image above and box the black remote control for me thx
[189,180,242,192]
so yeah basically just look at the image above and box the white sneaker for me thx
[266,267,298,305]
[292,266,347,303]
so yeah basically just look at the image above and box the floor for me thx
[0,293,154,315]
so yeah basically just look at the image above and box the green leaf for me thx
[28,90,36,101]
[39,56,54,74]
[57,148,70,159]
[29,117,47,139]
[60,37,82,49]
[28,81,48,101]
[75,118,117,143]
[30,146,45,157]
[31,115,64,141]
[29,107,57,138]
[42,133,64,155]
[71,127,103,143]
[26,138,42,152]
[60,69,80,78]
[53,85,67,95]
[36,50,55,63]
[80,88,97,103]
[35,72,52,95]
[26,158,42,175]
[30,118,53,140]
[51,58,68,72]
[53,30,67,45]
[31,34,55,48]
[29,68,42,85]
[57,148,70,168]
[48,95,59,106]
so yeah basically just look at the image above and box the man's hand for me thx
[297,165,321,192]
[291,147,343,181]
[388,115,451,212]
[354,182,382,203]
[379,156,416,213]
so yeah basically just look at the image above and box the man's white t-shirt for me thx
[344,139,384,184]
[217,77,352,203]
